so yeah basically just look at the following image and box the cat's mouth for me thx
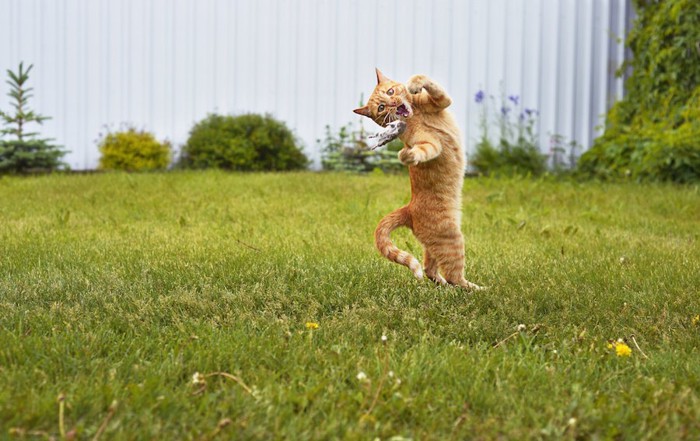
[396,104,411,118]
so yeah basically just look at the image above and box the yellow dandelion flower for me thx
[692,315,699,326]
[615,342,632,357]
[305,322,319,330]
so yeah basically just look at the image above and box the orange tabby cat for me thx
[354,69,481,290]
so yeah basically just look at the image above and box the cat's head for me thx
[353,68,413,127]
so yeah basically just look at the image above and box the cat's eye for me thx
[387,88,394,96]
[378,104,385,112]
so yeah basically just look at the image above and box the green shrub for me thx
[470,91,547,176]
[179,113,308,171]
[471,139,547,177]
[319,122,404,173]
[0,62,66,173]
[578,0,700,183]
[98,128,171,171]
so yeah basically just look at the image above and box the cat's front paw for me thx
[399,148,421,166]
[406,75,428,94]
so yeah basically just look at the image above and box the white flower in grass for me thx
[192,372,206,385]
[381,334,388,343]
[356,371,368,382]
[517,324,526,332]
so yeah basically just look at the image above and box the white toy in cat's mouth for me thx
[366,120,406,150]
[396,104,411,118]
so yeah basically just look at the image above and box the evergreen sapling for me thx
[0,62,66,173]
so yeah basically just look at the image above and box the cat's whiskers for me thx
[381,111,391,126]
[383,109,398,126]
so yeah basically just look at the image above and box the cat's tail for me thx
[374,206,423,279]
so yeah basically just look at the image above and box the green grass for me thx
[1,171,699,440]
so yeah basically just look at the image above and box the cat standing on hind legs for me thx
[354,68,482,290]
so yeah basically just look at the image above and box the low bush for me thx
[98,127,171,171]
[579,91,700,184]
[470,91,547,176]
[472,139,547,178]
[319,122,403,173]
[578,0,700,183]
[179,114,308,171]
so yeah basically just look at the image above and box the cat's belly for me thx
[407,159,463,241]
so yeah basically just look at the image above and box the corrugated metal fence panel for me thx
[0,0,632,170]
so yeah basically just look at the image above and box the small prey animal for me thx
[366,120,406,150]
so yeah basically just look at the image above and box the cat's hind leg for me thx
[431,233,483,291]
[441,259,482,291]
[423,249,446,285]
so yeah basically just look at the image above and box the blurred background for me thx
[0,0,633,170]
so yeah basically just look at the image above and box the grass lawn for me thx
[1,171,699,440]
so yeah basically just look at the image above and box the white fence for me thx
[0,0,633,170]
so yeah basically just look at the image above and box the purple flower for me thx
[508,95,519,106]
[524,108,538,117]
[475,90,485,103]
[501,106,511,116]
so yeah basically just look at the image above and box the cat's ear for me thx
[375,67,389,84]
[353,106,372,118]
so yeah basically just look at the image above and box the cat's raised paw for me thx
[406,75,428,94]
[399,148,421,166]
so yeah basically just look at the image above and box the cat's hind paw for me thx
[427,273,447,285]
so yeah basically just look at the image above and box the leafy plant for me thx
[578,0,700,183]
[178,113,308,171]
[548,134,580,172]
[319,122,403,173]
[98,126,172,171]
[470,91,546,176]
[0,62,66,173]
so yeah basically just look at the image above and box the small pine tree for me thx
[0,62,66,173]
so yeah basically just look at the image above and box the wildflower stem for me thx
[493,325,542,348]
[234,238,261,252]
[630,335,649,359]
[205,372,254,396]
[493,331,518,348]
[364,345,390,417]
[57,394,66,439]
[92,401,118,441]
[451,402,470,431]
[205,418,233,441]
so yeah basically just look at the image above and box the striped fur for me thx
[355,69,482,290]
[373,206,423,279]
